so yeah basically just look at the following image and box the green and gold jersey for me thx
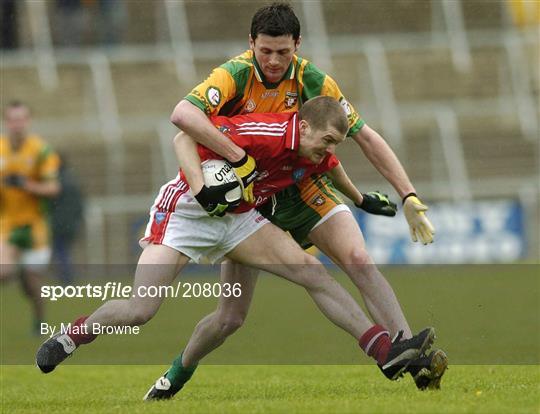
[185,50,364,136]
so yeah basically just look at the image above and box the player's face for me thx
[4,106,31,137]
[250,34,300,83]
[298,121,345,164]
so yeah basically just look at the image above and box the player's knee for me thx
[0,264,16,281]
[340,248,373,273]
[215,313,245,337]
[129,304,158,326]
[296,254,332,288]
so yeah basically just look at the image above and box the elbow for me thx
[50,182,62,197]
[173,132,186,147]
[170,100,195,129]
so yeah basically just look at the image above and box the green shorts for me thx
[258,174,345,248]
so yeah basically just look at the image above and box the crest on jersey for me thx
[217,125,230,134]
[206,87,221,107]
[339,97,352,116]
[245,99,256,113]
[292,168,306,182]
[155,212,166,224]
[311,195,326,207]
[284,91,298,109]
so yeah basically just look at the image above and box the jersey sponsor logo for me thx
[217,125,231,134]
[245,99,256,113]
[339,97,352,116]
[281,165,293,171]
[284,91,298,109]
[292,168,306,182]
[206,86,221,107]
[255,170,269,181]
[261,90,279,99]
[311,195,326,207]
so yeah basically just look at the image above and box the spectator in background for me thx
[51,154,84,286]
[97,0,127,45]
[55,0,126,46]
[0,101,61,334]
[55,0,86,46]
[0,0,18,49]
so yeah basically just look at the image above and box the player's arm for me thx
[173,131,204,193]
[351,125,435,243]
[170,66,256,202]
[171,100,245,163]
[173,131,240,217]
[6,146,62,197]
[23,177,61,197]
[326,163,396,217]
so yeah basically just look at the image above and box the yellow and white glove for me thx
[230,154,258,204]
[403,193,435,244]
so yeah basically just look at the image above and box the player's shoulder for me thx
[25,134,48,149]
[26,134,56,158]
[296,54,328,81]
[219,50,254,77]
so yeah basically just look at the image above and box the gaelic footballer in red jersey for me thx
[192,110,343,212]
[36,96,423,384]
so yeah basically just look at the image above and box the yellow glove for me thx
[403,193,435,244]
[230,154,258,204]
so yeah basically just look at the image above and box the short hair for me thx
[250,2,300,41]
[298,96,349,136]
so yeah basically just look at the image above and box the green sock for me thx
[165,352,198,389]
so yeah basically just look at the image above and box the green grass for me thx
[1,365,539,413]
[1,265,539,412]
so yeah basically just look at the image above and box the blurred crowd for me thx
[1,0,127,49]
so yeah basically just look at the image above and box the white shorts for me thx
[20,247,51,271]
[140,176,269,264]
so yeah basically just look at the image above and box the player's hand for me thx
[403,193,435,244]
[194,182,241,217]
[355,191,397,216]
[3,174,26,188]
[230,154,258,204]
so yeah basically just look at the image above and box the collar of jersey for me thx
[252,54,295,89]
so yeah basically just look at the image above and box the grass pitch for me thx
[1,265,539,412]
[2,365,539,413]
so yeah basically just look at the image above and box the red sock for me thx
[66,316,97,346]
[359,325,391,365]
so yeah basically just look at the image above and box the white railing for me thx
[362,39,403,148]
[438,0,473,72]
[503,32,539,142]
[164,0,196,85]
[301,0,333,73]
[25,0,58,90]
[434,107,472,202]
[88,52,125,195]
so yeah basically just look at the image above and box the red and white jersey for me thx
[191,111,339,213]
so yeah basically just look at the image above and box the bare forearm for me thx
[352,125,415,199]
[170,100,245,163]
[24,179,61,197]
[326,163,363,205]
[173,132,204,193]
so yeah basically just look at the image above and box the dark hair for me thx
[250,2,300,41]
[299,96,349,136]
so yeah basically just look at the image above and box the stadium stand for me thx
[1,0,537,263]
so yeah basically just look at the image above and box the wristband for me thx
[229,154,247,168]
[402,192,417,205]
